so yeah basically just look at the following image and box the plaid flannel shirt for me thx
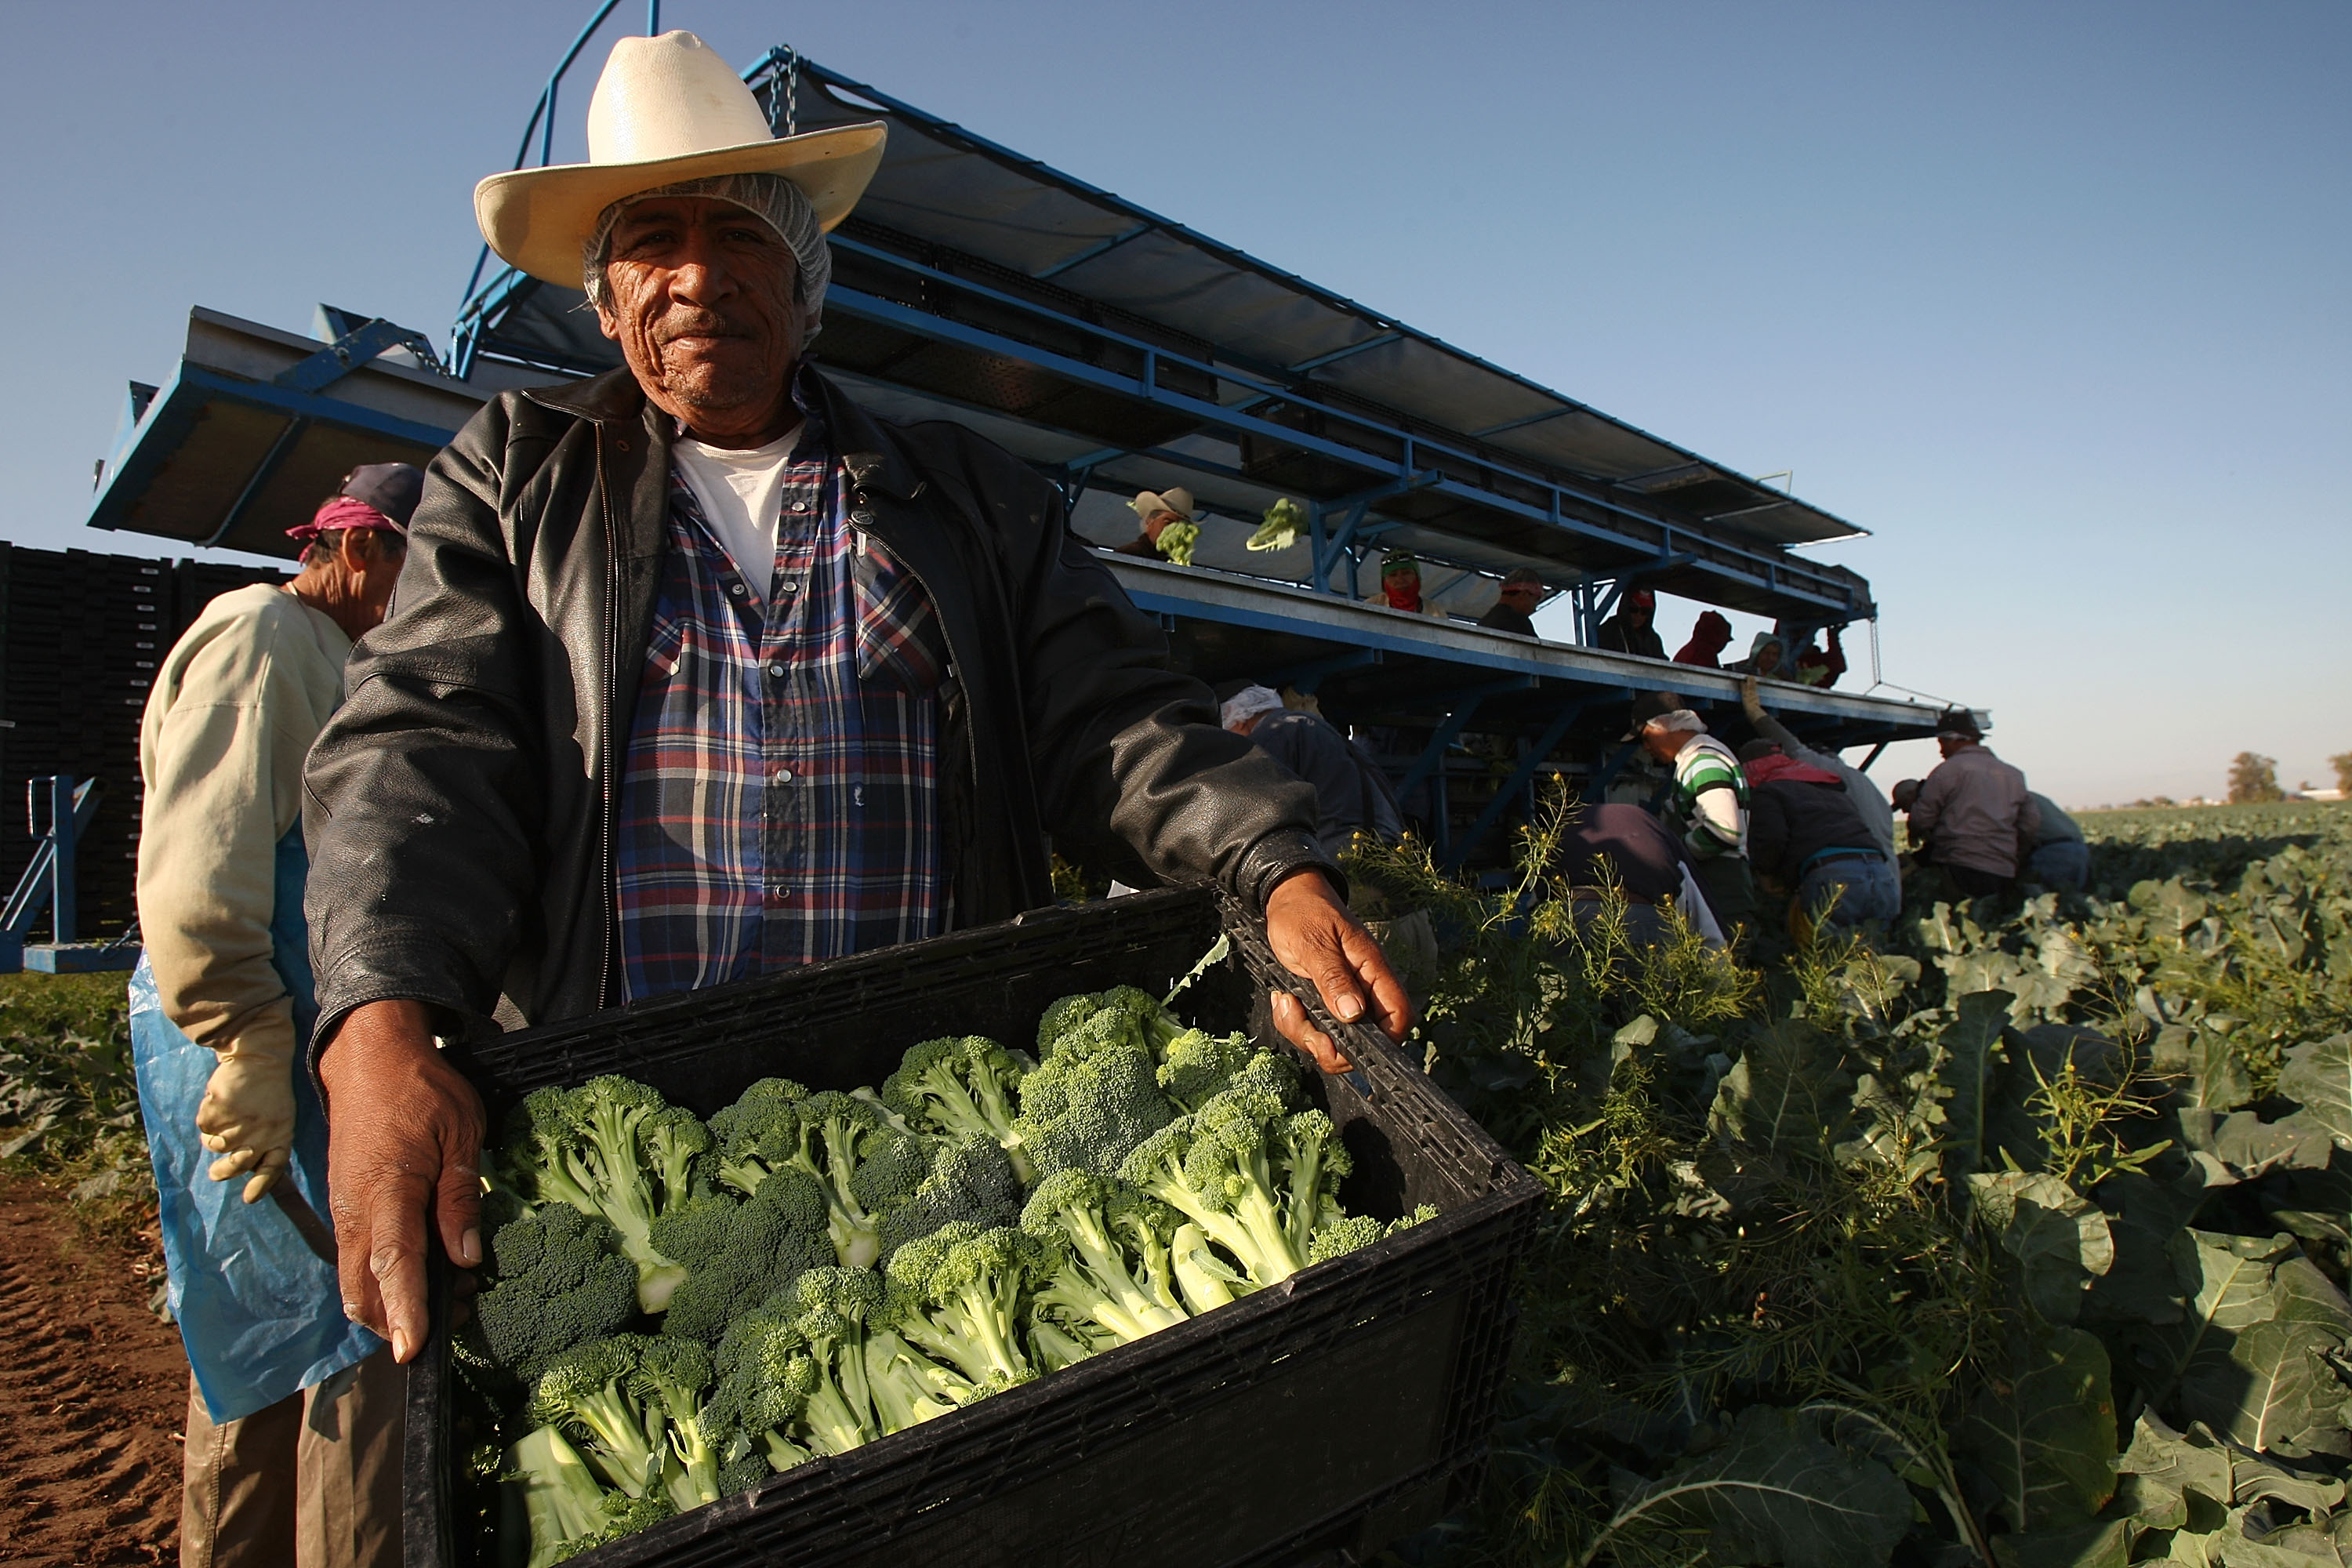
[614,393,949,999]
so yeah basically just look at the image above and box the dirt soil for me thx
[0,1179,184,1566]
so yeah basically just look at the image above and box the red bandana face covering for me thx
[1384,580,1421,612]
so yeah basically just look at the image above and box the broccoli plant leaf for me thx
[1986,1517,2134,1568]
[1969,1171,2115,1325]
[1708,1021,1853,1156]
[2136,1230,2292,1406]
[1581,1406,1909,1568]
[2277,1033,2352,1152]
[2084,1170,2206,1327]
[2152,1022,2254,1112]
[1930,989,2012,1180]
[1955,1326,2118,1534]
[2177,1315,2349,1455]
[2111,1410,2232,1530]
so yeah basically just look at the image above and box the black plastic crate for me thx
[405,886,1538,1568]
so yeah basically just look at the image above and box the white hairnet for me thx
[1642,708,1708,735]
[1220,684,1287,731]
[582,172,833,336]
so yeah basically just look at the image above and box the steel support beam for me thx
[1586,740,1644,799]
[1261,648,1381,694]
[1395,677,1538,804]
[1443,702,1587,869]
[1857,741,1889,773]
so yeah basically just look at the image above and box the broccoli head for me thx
[705,1085,931,1269]
[1011,1033,1178,1181]
[1036,985,1187,1062]
[706,1304,824,1473]
[1118,1087,1307,1290]
[1275,1107,1352,1258]
[474,1205,639,1384]
[528,1336,673,1504]
[1308,1203,1439,1266]
[786,1266,973,1443]
[873,1130,1023,1258]
[882,1035,1036,1182]
[649,1168,834,1344]
[502,1076,712,1312]
[629,1334,723,1511]
[1156,1027,1254,1112]
[1019,1167,1189,1345]
[886,1221,1058,1391]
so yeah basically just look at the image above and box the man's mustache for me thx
[655,313,753,345]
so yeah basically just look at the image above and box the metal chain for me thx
[764,45,800,137]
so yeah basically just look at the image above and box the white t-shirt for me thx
[670,423,806,584]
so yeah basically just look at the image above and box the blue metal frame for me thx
[2,778,100,946]
[1443,702,1588,870]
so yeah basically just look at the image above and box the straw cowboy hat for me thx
[474,31,887,289]
[1129,488,1198,521]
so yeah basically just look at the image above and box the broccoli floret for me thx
[630,1335,722,1511]
[1276,1108,1352,1258]
[1019,1168,1189,1345]
[706,1304,824,1472]
[887,1221,1058,1391]
[874,1131,1023,1258]
[882,1035,1037,1183]
[866,1283,978,1433]
[1011,1033,1178,1181]
[1168,1219,1253,1314]
[650,1169,834,1344]
[706,1087,931,1269]
[707,1076,812,1194]
[503,1076,710,1312]
[1306,1203,1439,1265]
[1033,993,1102,1055]
[1156,1027,1253,1112]
[1118,1087,1307,1290]
[474,1206,639,1383]
[529,1337,674,1504]
[787,1267,972,1443]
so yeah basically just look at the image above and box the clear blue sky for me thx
[2,2,2343,805]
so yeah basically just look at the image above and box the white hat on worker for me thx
[474,31,887,289]
[1130,488,1197,521]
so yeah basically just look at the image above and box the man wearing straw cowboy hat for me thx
[1113,486,1198,561]
[300,31,1410,1364]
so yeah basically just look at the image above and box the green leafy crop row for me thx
[1356,794,2352,1568]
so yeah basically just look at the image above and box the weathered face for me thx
[593,196,804,445]
[1143,508,1181,542]
[1640,725,1682,764]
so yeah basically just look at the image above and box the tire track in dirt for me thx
[0,1186,184,1566]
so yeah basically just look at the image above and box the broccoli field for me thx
[1350,797,2352,1568]
[463,985,1432,1565]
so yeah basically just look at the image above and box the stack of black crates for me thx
[0,543,292,939]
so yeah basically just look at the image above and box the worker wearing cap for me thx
[1113,487,1199,562]
[1628,690,1761,938]
[1595,586,1665,659]
[1477,568,1546,637]
[1367,552,1445,616]
[1895,709,2039,900]
[135,465,417,1567]
[299,31,1406,1370]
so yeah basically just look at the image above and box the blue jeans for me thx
[2030,839,2090,891]
[1797,853,1900,927]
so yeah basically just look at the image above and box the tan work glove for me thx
[1740,673,1766,721]
[196,1003,299,1203]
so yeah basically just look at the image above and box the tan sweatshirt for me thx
[136,585,351,1059]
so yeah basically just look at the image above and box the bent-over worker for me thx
[1898,709,2039,900]
[1628,690,1761,939]
[299,32,1408,1367]
[1740,675,1898,876]
[1740,739,1900,931]
[1554,802,1724,948]
[2026,791,2089,890]
[137,467,419,1568]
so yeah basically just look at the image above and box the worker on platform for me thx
[1740,738,1900,932]
[2024,790,2089,891]
[1740,675,1897,877]
[1477,566,1545,637]
[1113,486,1198,562]
[134,466,419,1568]
[1368,551,1446,615]
[1893,709,2040,900]
[1673,609,1733,667]
[299,31,1406,1367]
[1628,691,1760,939]
[1594,586,1666,659]
[1786,623,1848,688]
[1733,631,1788,679]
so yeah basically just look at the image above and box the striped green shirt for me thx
[1668,734,1749,859]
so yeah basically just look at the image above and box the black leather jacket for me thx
[302,365,1330,1044]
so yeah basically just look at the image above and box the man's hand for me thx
[1740,673,1765,721]
[1262,869,1411,1073]
[196,1031,299,1203]
[318,1000,485,1363]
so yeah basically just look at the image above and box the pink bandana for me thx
[285,495,400,543]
